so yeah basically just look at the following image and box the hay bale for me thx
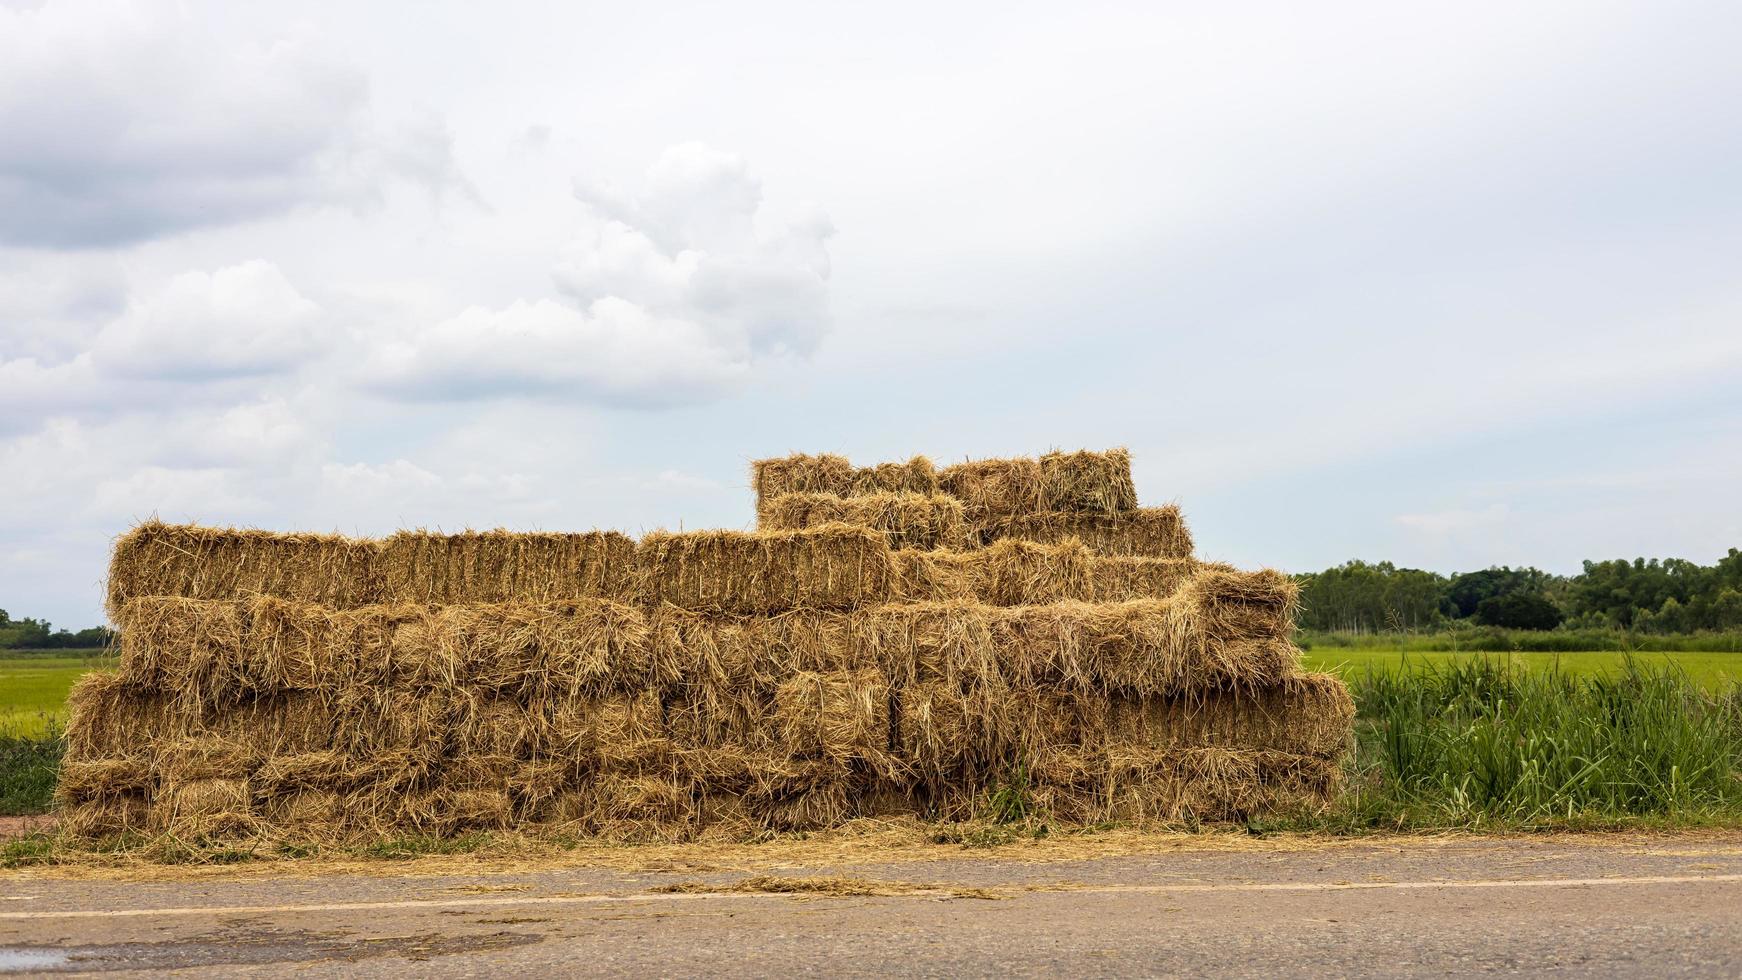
[1171,567,1298,640]
[587,772,696,838]
[772,669,891,762]
[861,598,1296,697]
[62,672,192,759]
[976,506,1192,558]
[550,690,671,770]
[759,492,969,550]
[114,597,250,708]
[60,794,153,839]
[380,529,635,604]
[452,695,549,759]
[895,538,1093,605]
[157,778,258,839]
[1106,673,1355,760]
[1030,747,1341,824]
[254,750,352,794]
[633,525,897,614]
[752,453,938,502]
[894,541,1209,605]
[156,735,262,783]
[1090,556,1206,601]
[264,789,346,828]
[54,757,155,804]
[896,680,1007,778]
[939,448,1137,522]
[106,520,381,614]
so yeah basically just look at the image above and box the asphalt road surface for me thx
[3,836,1740,977]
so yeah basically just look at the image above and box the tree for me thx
[1475,593,1564,630]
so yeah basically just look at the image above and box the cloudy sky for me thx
[3,0,1740,628]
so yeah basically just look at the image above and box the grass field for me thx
[0,653,113,737]
[1301,648,1742,689]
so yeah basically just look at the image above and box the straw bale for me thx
[156,735,261,783]
[380,529,635,604]
[1171,567,1299,640]
[895,538,1093,605]
[54,757,155,803]
[896,680,1007,777]
[1030,747,1341,824]
[759,492,969,550]
[332,686,456,761]
[451,599,660,697]
[1038,448,1139,514]
[1090,556,1207,601]
[550,690,671,770]
[452,695,550,760]
[588,772,696,837]
[745,772,853,831]
[115,597,251,707]
[63,671,192,759]
[752,453,938,502]
[389,787,515,833]
[939,449,1137,522]
[651,608,864,697]
[977,506,1192,558]
[634,525,897,614]
[158,778,259,839]
[1106,673,1354,759]
[205,693,339,755]
[265,789,345,828]
[61,794,153,839]
[509,760,577,817]
[850,601,1001,693]
[254,750,352,794]
[772,670,891,761]
[106,520,381,614]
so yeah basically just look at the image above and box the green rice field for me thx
[0,653,113,736]
[1300,648,1742,690]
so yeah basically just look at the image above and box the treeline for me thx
[0,609,113,650]
[1296,549,1742,634]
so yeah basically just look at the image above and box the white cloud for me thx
[374,143,833,405]
[91,261,326,379]
[0,0,467,247]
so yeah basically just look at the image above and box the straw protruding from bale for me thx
[759,492,969,551]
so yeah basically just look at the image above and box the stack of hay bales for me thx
[58,448,1351,843]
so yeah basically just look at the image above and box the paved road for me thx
[3,836,1740,977]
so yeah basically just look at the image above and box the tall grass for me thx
[0,721,62,816]
[1334,658,1742,828]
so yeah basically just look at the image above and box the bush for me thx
[1474,593,1564,630]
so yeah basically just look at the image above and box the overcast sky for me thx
[3,0,1740,628]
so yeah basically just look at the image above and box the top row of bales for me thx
[753,448,1140,521]
[752,448,1192,557]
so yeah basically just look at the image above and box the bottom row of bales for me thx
[58,669,1349,842]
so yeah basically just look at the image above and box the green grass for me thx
[0,653,113,736]
[1302,648,1742,690]
[1297,657,1742,831]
